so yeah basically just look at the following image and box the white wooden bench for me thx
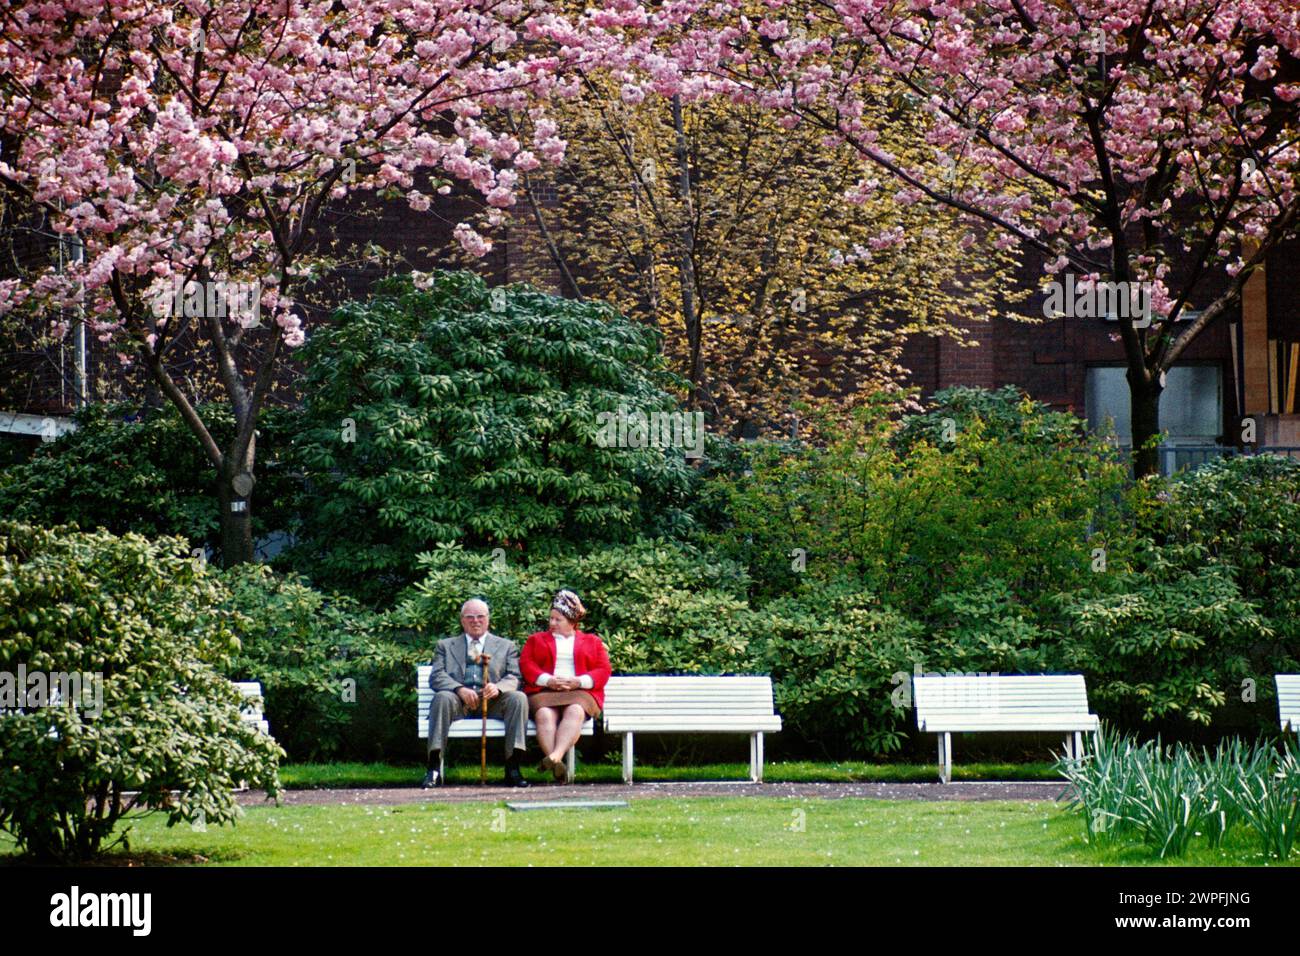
[913,674,1099,783]
[601,675,782,783]
[232,681,270,792]
[416,665,593,783]
[233,681,270,735]
[1277,675,1300,740]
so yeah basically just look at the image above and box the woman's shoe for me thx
[538,756,556,775]
[551,755,568,783]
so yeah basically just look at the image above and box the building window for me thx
[1084,365,1222,444]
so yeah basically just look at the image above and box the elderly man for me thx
[423,598,530,788]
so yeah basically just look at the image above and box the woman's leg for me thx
[548,704,588,762]
[534,705,558,757]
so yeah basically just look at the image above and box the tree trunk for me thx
[1127,368,1163,479]
[217,479,254,567]
[217,429,256,567]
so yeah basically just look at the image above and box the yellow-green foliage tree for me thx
[448,80,1026,436]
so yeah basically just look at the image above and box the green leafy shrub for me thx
[0,521,281,861]
[0,402,300,561]
[287,271,702,605]
[1057,552,1269,726]
[892,384,1090,454]
[1143,454,1300,690]
[759,585,927,756]
[220,565,409,762]
[707,390,1130,628]
[927,580,1052,675]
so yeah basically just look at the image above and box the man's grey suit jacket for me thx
[428,632,522,693]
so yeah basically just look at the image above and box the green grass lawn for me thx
[3,798,1294,866]
[280,759,1060,789]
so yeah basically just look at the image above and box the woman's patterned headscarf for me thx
[551,589,586,623]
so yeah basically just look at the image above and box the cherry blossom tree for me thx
[0,0,611,563]
[610,0,1300,476]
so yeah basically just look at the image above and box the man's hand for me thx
[456,686,480,710]
[482,682,500,702]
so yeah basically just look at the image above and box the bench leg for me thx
[1074,731,1084,759]
[938,732,952,784]
[748,732,765,783]
[1063,734,1074,761]
[622,733,634,785]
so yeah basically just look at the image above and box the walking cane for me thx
[476,651,492,786]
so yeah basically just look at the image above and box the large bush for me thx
[0,522,281,861]
[1145,454,1300,675]
[1048,453,1300,730]
[700,387,1295,740]
[892,384,1091,453]
[760,585,927,756]
[0,402,300,561]
[220,565,413,762]
[1056,551,1270,726]
[707,389,1132,619]
[286,271,703,605]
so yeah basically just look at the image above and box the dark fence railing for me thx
[1110,443,1300,476]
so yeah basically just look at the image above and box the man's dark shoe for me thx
[421,769,442,789]
[503,764,530,788]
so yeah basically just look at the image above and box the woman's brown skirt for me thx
[528,689,600,718]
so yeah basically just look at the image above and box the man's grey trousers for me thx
[426,690,529,758]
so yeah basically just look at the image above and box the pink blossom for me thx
[453,223,493,257]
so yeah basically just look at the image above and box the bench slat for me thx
[920,717,1099,732]
[1275,676,1300,731]
[233,681,268,733]
[603,720,784,732]
[417,719,594,738]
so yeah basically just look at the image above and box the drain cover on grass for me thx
[505,799,629,811]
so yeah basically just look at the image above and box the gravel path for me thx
[239,780,1072,807]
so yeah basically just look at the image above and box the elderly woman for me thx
[520,589,611,782]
